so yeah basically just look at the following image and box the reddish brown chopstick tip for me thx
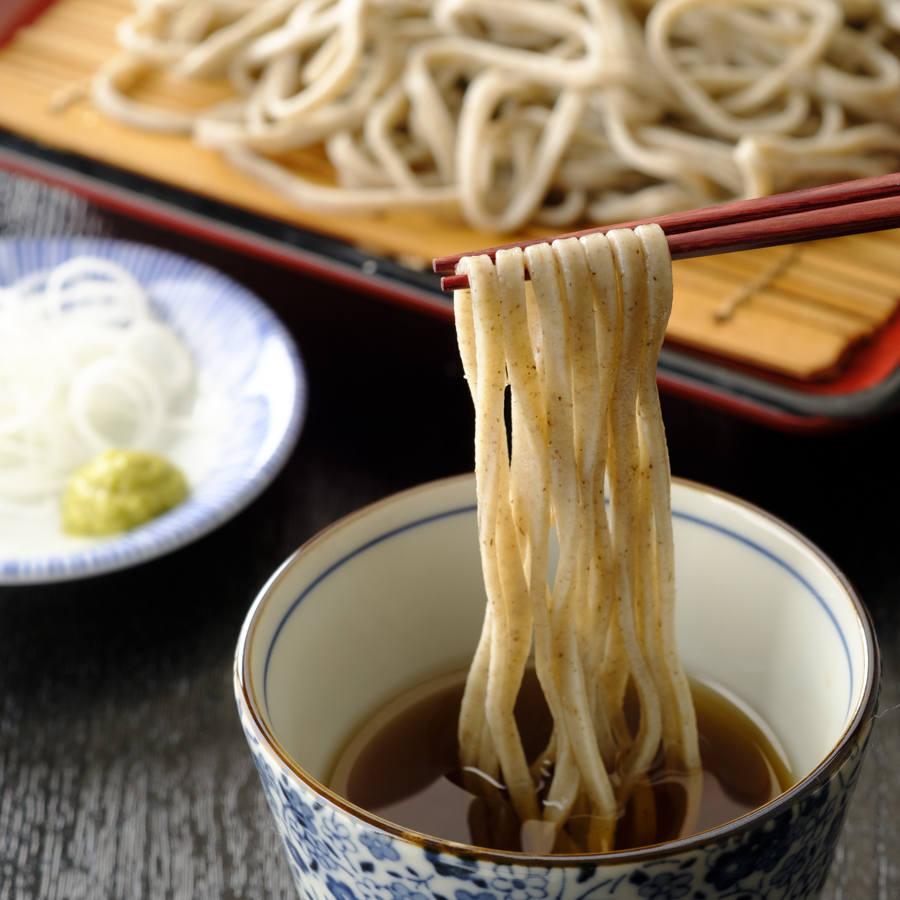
[434,255,464,274]
[442,274,469,291]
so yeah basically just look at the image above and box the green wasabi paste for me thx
[62,449,188,536]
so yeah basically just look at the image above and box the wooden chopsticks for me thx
[433,172,900,292]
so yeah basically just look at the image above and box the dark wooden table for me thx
[0,171,896,899]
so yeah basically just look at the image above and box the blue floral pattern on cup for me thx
[238,690,871,900]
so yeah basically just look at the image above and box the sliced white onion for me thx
[68,355,166,452]
[44,256,150,326]
[124,320,194,403]
[0,256,198,507]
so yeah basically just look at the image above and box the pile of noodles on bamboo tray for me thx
[90,0,900,232]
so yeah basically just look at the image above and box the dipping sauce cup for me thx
[235,474,879,900]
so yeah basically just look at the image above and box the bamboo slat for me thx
[690,251,895,322]
[673,265,874,339]
[1,0,899,380]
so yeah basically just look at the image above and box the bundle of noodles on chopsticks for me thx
[93,0,900,232]
[453,224,700,854]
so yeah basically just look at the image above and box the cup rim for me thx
[235,473,881,866]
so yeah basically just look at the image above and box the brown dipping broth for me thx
[328,670,794,854]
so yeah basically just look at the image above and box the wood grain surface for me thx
[0,172,898,900]
[3,0,900,380]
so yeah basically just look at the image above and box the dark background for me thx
[0,170,896,898]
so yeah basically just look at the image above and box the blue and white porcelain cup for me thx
[235,474,880,900]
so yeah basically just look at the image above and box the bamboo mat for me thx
[1,0,899,380]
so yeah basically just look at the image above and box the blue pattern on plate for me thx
[0,238,307,583]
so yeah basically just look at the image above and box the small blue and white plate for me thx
[0,238,307,584]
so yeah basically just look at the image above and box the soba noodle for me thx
[453,224,700,854]
[93,0,900,232]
